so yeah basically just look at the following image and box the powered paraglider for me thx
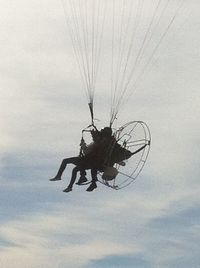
[58,0,184,189]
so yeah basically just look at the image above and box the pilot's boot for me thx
[86,182,97,192]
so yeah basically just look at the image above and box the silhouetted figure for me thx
[50,126,148,193]
[50,127,102,192]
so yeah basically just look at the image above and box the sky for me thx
[0,0,200,267]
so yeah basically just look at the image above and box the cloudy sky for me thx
[0,0,200,267]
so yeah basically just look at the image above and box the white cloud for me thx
[0,210,134,268]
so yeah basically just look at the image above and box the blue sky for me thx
[0,0,200,267]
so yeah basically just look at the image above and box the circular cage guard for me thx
[82,121,151,190]
[99,121,151,190]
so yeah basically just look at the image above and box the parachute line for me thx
[62,0,107,109]
[61,0,186,125]
[109,0,185,125]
